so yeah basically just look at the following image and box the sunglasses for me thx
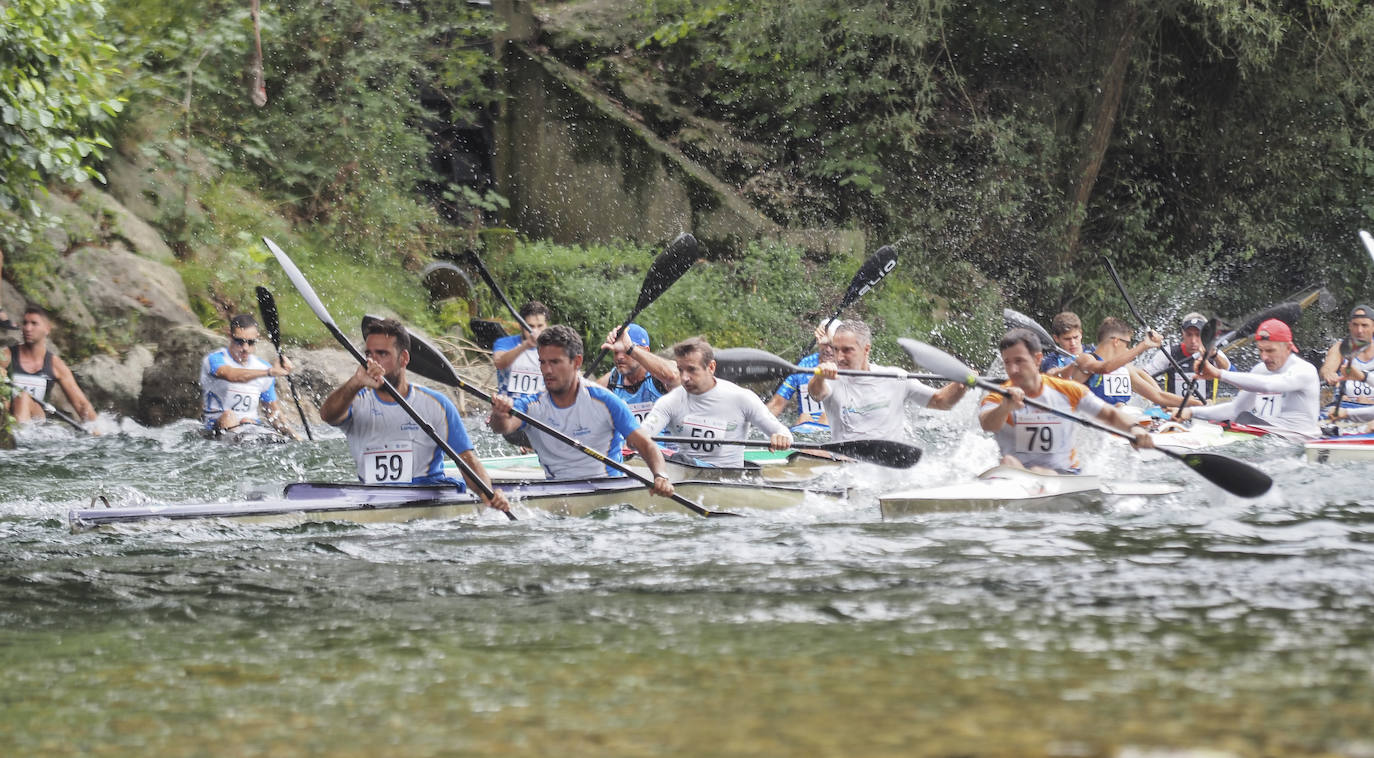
[232,337,258,346]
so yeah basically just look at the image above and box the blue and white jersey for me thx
[607,368,668,423]
[773,353,825,424]
[513,381,640,479]
[1085,352,1133,406]
[335,384,473,486]
[493,335,544,400]
[200,348,278,426]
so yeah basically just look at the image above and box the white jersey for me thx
[815,363,936,442]
[640,379,791,467]
[493,335,545,399]
[1190,354,1321,438]
[335,385,473,484]
[512,381,640,480]
[1341,351,1374,404]
[981,375,1109,473]
[200,348,278,426]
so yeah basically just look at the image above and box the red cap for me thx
[1254,318,1298,353]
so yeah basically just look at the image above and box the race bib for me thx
[507,368,544,396]
[363,445,415,484]
[682,414,733,453]
[1101,369,1132,398]
[1253,393,1284,421]
[1015,414,1069,454]
[627,400,654,424]
[1344,380,1374,399]
[11,373,47,401]
[798,386,824,421]
[225,382,262,420]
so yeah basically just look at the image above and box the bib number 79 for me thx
[1021,425,1054,452]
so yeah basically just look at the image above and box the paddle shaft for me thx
[1098,256,1209,413]
[40,400,86,434]
[464,250,532,334]
[256,287,314,441]
[653,435,848,465]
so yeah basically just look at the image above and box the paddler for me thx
[491,301,550,401]
[1318,305,1374,410]
[319,317,510,512]
[2,306,99,426]
[1178,318,1321,438]
[810,319,967,442]
[639,337,792,467]
[766,318,839,430]
[981,329,1153,474]
[487,325,675,496]
[200,313,301,440]
[1140,311,1230,402]
[594,322,679,424]
[1039,312,1090,377]
[1068,317,1199,409]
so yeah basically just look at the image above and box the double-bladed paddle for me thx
[262,237,515,520]
[255,286,314,441]
[898,338,1274,498]
[1098,255,1210,414]
[364,315,741,519]
[650,435,922,469]
[799,244,898,356]
[1002,308,1072,358]
[38,399,87,434]
[712,347,947,385]
[1216,301,1303,353]
[583,232,700,378]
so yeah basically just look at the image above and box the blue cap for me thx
[625,323,651,348]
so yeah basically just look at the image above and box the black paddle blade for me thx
[636,232,699,312]
[713,348,803,384]
[255,286,283,349]
[836,244,899,311]
[1175,451,1273,498]
[1002,308,1057,353]
[420,260,475,301]
[897,338,979,387]
[821,439,922,468]
[1219,301,1302,346]
[469,318,507,350]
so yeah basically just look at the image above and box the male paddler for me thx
[1318,305,1374,410]
[595,322,679,423]
[981,329,1152,474]
[1178,318,1321,438]
[639,337,792,468]
[487,325,674,496]
[1069,317,1198,409]
[1140,311,1230,402]
[491,301,550,400]
[767,318,839,430]
[320,317,510,512]
[200,313,301,439]
[1040,312,1090,378]
[809,319,966,442]
[2,306,98,426]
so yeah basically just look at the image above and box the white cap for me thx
[817,318,841,337]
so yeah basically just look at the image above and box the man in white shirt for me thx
[809,320,966,442]
[1180,318,1321,438]
[640,337,791,468]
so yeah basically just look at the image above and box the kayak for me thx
[1145,421,1266,452]
[198,423,289,445]
[878,465,1183,517]
[1304,432,1374,463]
[470,448,846,484]
[69,476,850,531]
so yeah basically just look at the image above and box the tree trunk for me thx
[1060,4,1139,297]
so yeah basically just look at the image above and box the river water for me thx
[2,406,1372,758]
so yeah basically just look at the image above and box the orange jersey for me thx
[980,375,1107,472]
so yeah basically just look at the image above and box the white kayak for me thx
[470,449,846,485]
[1305,432,1374,463]
[879,465,1183,517]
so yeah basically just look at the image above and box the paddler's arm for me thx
[456,449,511,512]
[765,392,789,417]
[215,360,290,384]
[486,393,524,435]
[320,359,382,425]
[808,362,837,401]
[978,388,1020,432]
[492,331,537,370]
[629,343,680,390]
[924,381,968,410]
[624,427,675,498]
[1129,366,1201,407]
[1333,404,1374,423]
[1320,341,1344,384]
[51,354,98,423]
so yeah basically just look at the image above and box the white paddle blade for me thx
[897,338,978,387]
[1360,230,1374,265]
[263,237,336,327]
